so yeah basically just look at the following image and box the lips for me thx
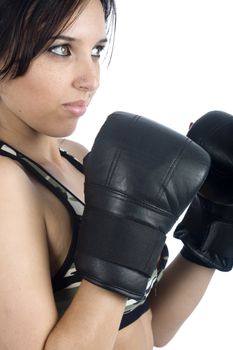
[62,100,87,117]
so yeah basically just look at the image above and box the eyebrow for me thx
[52,35,108,45]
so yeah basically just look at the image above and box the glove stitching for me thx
[157,138,191,202]
[86,203,167,232]
[105,147,122,186]
[87,182,176,220]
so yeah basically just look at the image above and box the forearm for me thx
[149,253,215,347]
[44,280,126,350]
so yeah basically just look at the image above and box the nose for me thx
[72,56,100,93]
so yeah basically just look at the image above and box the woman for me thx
[0,1,216,349]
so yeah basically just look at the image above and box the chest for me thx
[33,162,85,277]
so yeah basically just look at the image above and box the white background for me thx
[70,1,233,348]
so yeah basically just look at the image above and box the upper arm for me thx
[0,158,58,349]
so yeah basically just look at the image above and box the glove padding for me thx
[76,111,210,299]
[174,110,233,271]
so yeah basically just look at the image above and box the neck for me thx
[0,126,64,169]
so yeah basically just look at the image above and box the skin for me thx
[0,0,215,349]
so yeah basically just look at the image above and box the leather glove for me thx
[76,111,210,299]
[174,110,233,271]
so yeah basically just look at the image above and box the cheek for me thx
[21,70,62,102]
[3,71,64,116]
[27,58,71,104]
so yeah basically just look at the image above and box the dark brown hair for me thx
[0,0,116,80]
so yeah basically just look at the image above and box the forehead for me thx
[62,0,106,41]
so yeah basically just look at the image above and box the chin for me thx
[43,122,78,138]
[48,130,76,138]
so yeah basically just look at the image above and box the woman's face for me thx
[0,0,107,138]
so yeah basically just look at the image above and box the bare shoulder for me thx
[0,155,34,186]
[0,155,44,201]
[0,154,46,258]
[58,138,89,164]
[0,155,48,255]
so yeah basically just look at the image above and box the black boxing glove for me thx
[76,111,210,300]
[174,110,233,271]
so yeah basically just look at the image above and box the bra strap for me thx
[0,141,84,218]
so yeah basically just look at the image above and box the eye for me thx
[48,44,71,57]
[91,45,105,59]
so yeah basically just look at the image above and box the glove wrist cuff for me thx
[180,246,212,268]
[76,254,149,300]
[78,207,166,276]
